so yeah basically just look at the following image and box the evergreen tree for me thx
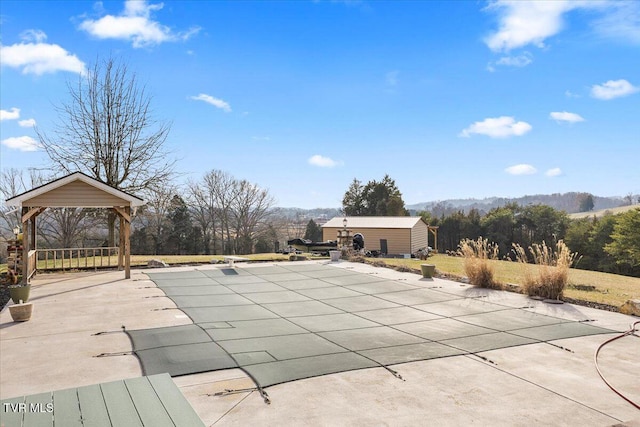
[303,219,323,241]
[167,195,193,255]
[577,193,595,212]
[605,208,640,267]
[480,205,517,256]
[342,179,365,216]
[342,175,408,216]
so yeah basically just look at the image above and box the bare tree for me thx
[138,185,177,255]
[187,170,275,255]
[37,208,88,248]
[231,180,275,254]
[36,55,174,245]
[187,179,216,255]
[624,192,635,206]
[0,169,31,239]
[1,169,95,253]
[207,170,238,255]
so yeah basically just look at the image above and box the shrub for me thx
[513,240,579,300]
[458,237,501,289]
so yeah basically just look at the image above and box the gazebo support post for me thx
[20,207,46,284]
[113,206,132,279]
[124,206,131,279]
[118,209,125,271]
[21,207,29,285]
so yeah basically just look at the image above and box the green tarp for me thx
[126,264,614,389]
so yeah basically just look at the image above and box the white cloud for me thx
[459,116,532,138]
[591,1,640,44]
[487,52,533,72]
[505,164,537,175]
[1,107,20,121]
[1,136,39,152]
[79,0,200,48]
[19,118,37,127]
[251,136,271,141]
[485,1,640,52]
[0,32,85,75]
[550,111,585,123]
[308,154,341,168]
[545,168,563,177]
[484,1,579,52]
[565,90,581,98]
[190,94,232,112]
[498,52,533,67]
[590,79,639,100]
[484,0,640,52]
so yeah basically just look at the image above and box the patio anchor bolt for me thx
[384,366,405,381]
[547,342,574,353]
[259,389,271,404]
[473,354,496,365]
[94,351,133,357]
[209,387,259,397]
[92,329,125,336]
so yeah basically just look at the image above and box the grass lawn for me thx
[381,254,640,308]
[0,253,293,274]
[2,252,638,308]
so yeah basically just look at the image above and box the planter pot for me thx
[329,251,341,262]
[9,302,33,322]
[9,284,30,304]
[420,264,436,279]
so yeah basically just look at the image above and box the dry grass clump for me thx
[393,264,419,273]
[458,237,501,289]
[513,240,579,300]
[348,255,366,263]
[370,260,388,268]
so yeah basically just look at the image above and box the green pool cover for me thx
[126,264,613,389]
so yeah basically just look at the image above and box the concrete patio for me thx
[1,261,638,426]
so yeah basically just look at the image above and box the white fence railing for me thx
[34,247,120,272]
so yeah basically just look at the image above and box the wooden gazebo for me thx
[5,172,145,281]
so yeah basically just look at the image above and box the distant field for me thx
[569,204,639,219]
[2,252,638,309]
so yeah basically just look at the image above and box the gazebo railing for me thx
[34,247,120,272]
[27,250,37,279]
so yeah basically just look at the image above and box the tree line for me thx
[419,204,640,277]
[131,170,275,255]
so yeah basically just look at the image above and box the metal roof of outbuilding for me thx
[321,216,425,229]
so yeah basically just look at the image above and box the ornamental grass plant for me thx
[458,237,501,289]
[513,240,579,300]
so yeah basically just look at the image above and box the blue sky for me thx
[1,0,639,209]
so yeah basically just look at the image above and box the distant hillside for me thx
[270,207,341,221]
[406,193,629,215]
[274,193,635,219]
